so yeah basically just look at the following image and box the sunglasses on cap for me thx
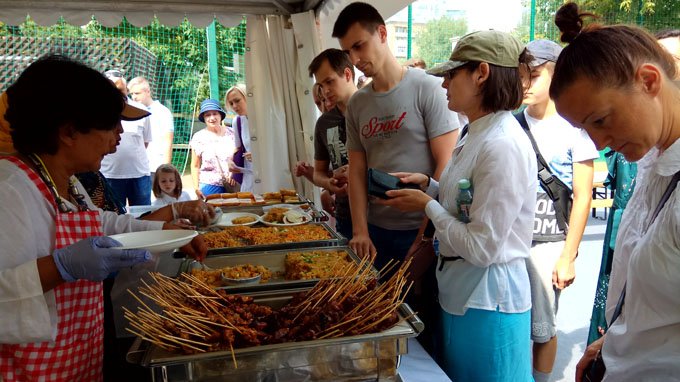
[105,69,123,79]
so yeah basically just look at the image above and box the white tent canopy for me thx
[0,0,325,27]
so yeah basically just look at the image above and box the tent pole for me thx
[206,20,220,101]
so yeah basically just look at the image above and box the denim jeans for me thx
[335,217,353,242]
[367,223,418,275]
[108,176,151,206]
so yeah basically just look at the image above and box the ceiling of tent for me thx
[0,0,325,27]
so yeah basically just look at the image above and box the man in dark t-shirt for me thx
[308,49,358,239]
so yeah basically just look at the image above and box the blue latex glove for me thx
[52,236,152,282]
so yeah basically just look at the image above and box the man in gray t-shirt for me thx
[346,68,458,230]
[333,2,461,267]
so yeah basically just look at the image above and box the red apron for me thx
[0,156,104,381]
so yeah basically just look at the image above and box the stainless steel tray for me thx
[127,289,423,382]
[197,222,346,256]
[176,246,373,293]
[218,199,329,223]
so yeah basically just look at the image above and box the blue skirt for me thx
[439,307,533,382]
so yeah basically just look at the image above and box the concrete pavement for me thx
[551,214,607,382]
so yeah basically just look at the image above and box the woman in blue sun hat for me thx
[189,99,237,199]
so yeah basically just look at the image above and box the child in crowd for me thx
[152,164,192,206]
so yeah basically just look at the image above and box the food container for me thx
[218,197,329,223]
[126,288,423,382]
[192,222,346,257]
[176,246,372,293]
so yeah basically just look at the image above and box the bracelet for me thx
[423,176,431,191]
[171,202,180,220]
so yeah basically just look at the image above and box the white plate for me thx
[109,230,198,253]
[260,210,312,227]
[215,212,261,227]
[262,203,298,212]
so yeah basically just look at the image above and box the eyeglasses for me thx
[104,69,123,79]
[443,69,457,81]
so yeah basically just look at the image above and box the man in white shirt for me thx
[101,71,153,206]
[128,76,175,175]
[520,40,598,382]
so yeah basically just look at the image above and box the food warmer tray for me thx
[176,246,375,293]
[126,289,423,382]
[217,196,328,222]
[195,222,347,257]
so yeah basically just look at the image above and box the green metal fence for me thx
[523,0,679,42]
[401,0,679,67]
[0,16,247,172]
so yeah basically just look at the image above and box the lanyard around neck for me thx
[27,153,89,213]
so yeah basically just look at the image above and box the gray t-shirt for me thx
[314,106,350,220]
[346,67,461,230]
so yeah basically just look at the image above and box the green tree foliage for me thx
[527,0,679,42]
[415,16,468,67]
[0,16,246,114]
[0,16,246,169]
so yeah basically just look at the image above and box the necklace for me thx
[26,153,89,213]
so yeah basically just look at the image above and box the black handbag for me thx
[367,168,419,199]
[583,169,680,382]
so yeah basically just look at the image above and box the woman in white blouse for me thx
[550,4,680,381]
[379,30,536,381]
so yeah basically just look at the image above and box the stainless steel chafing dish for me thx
[218,197,329,222]
[126,289,423,382]
[176,246,373,293]
[197,222,347,256]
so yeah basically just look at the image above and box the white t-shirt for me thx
[424,111,536,315]
[0,159,163,343]
[100,99,152,178]
[146,100,174,172]
[152,191,192,207]
[524,110,599,189]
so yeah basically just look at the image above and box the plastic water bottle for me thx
[456,179,473,223]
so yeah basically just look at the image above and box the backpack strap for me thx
[515,111,571,232]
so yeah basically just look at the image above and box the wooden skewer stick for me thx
[229,342,238,369]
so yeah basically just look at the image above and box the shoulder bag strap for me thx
[236,115,243,143]
[515,111,558,192]
[609,169,680,326]
[515,112,571,231]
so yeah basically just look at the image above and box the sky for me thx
[388,0,524,33]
